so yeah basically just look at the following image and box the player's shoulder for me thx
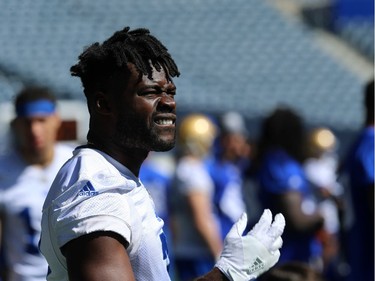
[45,147,130,207]
[60,146,134,192]
[61,146,114,176]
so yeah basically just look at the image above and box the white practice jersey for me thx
[171,156,216,258]
[0,144,73,281]
[40,147,171,281]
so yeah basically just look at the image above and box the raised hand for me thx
[215,209,285,281]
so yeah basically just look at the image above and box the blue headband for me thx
[16,100,56,117]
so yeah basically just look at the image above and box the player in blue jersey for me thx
[343,79,374,281]
[139,152,176,278]
[205,112,250,239]
[0,87,72,281]
[139,153,173,233]
[39,26,286,281]
[249,107,324,266]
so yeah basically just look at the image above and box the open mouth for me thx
[155,119,174,125]
[154,115,175,126]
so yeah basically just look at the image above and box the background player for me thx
[342,79,374,281]
[0,86,72,281]
[205,111,250,239]
[171,114,222,280]
[249,107,324,266]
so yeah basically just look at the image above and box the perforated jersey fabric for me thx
[40,147,171,281]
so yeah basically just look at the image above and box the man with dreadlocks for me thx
[39,26,285,281]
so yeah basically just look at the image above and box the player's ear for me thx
[94,92,111,115]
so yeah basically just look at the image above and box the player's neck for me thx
[86,140,148,177]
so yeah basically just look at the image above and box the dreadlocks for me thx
[70,27,180,97]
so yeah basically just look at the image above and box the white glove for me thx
[215,209,285,281]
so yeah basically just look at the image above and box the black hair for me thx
[249,107,306,175]
[70,27,180,98]
[365,79,374,124]
[261,107,305,159]
[14,86,56,110]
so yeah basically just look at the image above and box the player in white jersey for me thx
[41,146,171,280]
[0,87,72,281]
[170,114,223,281]
[40,26,286,281]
